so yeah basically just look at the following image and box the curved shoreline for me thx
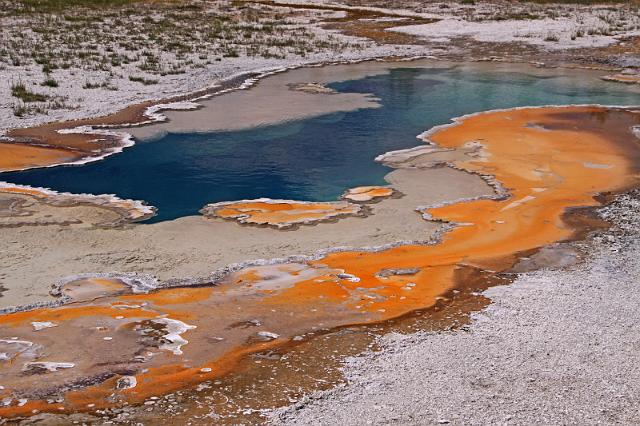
[0,103,637,307]
[0,55,436,174]
[0,58,631,228]
[0,182,157,226]
[0,55,435,222]
[200,198,369,230]
[0,104,638,420]
[0,56,623,175]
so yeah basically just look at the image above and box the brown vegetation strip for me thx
[602,74,640,84]
[1,103,152,172]
[0,72,256,172]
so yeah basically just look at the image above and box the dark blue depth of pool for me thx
[3,66,640,222]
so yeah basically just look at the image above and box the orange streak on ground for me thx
[0,340,284,418]
[1,106,639,419]
[118,287,215,320]
[0,305,157,327]
[90,278,126,289]
[117,340,283,402]
[120,287,214,306]
[2,98,154,174]
[361,187,393,198]
[0,143,79,172]
[232,269,264,284]
[0,186,48,196]
[270,106,640,318]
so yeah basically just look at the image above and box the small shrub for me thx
[13,103,27,117]
[41,77,59,87]
[223,48,239,58]
[128,75,158,85]
[11,82,49,102]
[83,80,101,89]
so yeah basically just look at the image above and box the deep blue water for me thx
[3,65,640,222]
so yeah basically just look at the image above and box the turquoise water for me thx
[3,65,640,222]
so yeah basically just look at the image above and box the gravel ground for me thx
[270,191,640,425]
[0,0,425,134]
[390,8,640,51]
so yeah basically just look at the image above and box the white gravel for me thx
[270,191,640,425]
[390,14,640,51]
[5,1,640,135]
[0,42,424,135]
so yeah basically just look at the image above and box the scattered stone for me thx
[337,273,361,283]
[116,376,137,390]
[375,268,419,278]
[256,331,280,341]
[31,321,58,331]
[23,362,75,373]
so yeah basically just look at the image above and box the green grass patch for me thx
[17,0,140,12]
[128,75,158,85]
[41,77,59,87]
[11,82,49,102]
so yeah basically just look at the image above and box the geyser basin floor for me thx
[2,60,640,422]
[0,105,639,421]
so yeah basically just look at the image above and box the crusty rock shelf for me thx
[200,187,396,229]
[200,199,366,229]
[0,182,156,228]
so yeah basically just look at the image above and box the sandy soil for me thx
[270,191,640,426]
[126,64,387,139]
[390,12,640,51]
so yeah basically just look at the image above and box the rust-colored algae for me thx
[0,100,154,173]
[1,106,640,419]
[200,199,364,229]
[342,186,395,202]
[0,143,79,172]
[303,107,640,319]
